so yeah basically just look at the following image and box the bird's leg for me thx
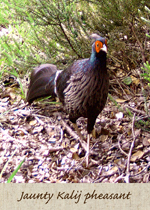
[72,123,87,152]
[86,133,90,167]
[73,123,91,167]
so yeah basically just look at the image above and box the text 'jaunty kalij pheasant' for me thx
[26,34,109,166]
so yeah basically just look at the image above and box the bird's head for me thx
[90,34,107,55]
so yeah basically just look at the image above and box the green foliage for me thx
[108,93,123,112]
[123,77,132,85]
[141,6,150,37]
[135,118,150,132]
[141,6,150,24]
[141,61,150,86]
[0,145,26,183]
[0,147,17,180]
[7,157,26,183]
[141,6,150,86]
[0,2,10,26]
[0,0,149,82]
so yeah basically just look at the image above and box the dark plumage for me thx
[27,64,58,102]
[26,34,109,166]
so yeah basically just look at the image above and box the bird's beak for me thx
[101,44,107,53]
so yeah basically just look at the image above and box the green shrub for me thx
[0,0,149,77]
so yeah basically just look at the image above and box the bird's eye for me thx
[95,41,103,53]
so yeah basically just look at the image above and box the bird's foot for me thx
[92,128,97,138]
[72,123,87,152]
[73,123,91,167]
[85,134,91,167]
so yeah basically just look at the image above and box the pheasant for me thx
[26,34,109,166]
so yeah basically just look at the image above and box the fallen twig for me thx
[126,105,147,116]
[118,135,128,157]
[125,113,136,183]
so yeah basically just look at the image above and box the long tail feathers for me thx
[26,64,59,103]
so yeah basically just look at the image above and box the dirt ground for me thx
[0,70,150,183]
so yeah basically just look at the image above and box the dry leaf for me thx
[134,129,141,138]
[29,120,37,126]
[143,138,150,146]
[116,98,127,103]
[32,125,43,134]
[135,144,143,150]
[70,147,78,153]
[131,75,140,86]
[10,92,16,100]
[72,153,80,160]
[0,106,6,113]
[131,150,144,162]
[100,135,108,142]
[105,166,118,176]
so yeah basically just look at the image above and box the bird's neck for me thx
[89,51,107,73]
